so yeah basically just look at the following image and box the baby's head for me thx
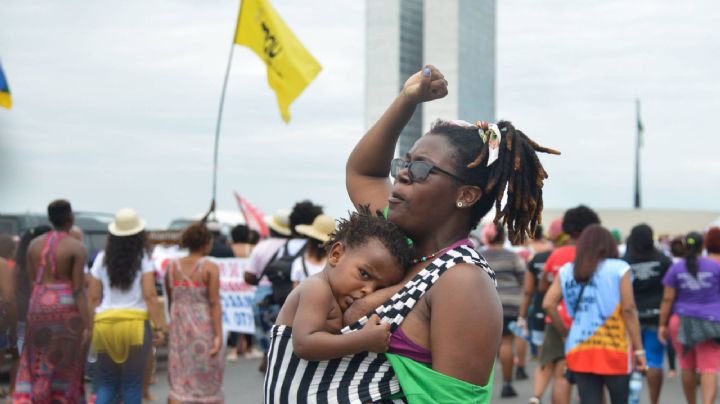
[325,206,413,311]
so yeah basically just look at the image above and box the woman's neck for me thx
[187,251,205,259]
[412,229,470,257]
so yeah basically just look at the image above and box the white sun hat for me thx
[108,208,147,237]
[295,214,336,243]
[264,209,292,237]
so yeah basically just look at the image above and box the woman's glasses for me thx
[390,158,464,184]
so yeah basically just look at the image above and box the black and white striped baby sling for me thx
[264,245,496,404]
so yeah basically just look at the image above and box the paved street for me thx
[144,353,695,403]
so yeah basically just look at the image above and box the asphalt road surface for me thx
[142,352,697,403]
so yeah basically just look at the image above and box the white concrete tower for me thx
[422,0,496,132]
[365,0,424,157]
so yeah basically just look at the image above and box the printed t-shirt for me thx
[90,251,155,314]
[481,248,525,317]
[527,250,551,330]
[622,253,672,326]
[544,245,576,326]
[662,257,720,322]
[246,238,306,286]
[560,258,632,375]
[290,255,325,283]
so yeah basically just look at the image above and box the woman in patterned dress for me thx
[13,200,90,404]
[166,222,224,403]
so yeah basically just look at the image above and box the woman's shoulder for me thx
[602,258,631,270]
[699,256,720,270]
[432,261,497,299]
[599,259,631,280]
[428,262,502,328]
[201,257,220,272]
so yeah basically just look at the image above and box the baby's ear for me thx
[327,242,345,266]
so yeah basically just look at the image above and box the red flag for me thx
[234,192,269,238]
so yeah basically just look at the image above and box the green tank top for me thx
[386,354,494,403]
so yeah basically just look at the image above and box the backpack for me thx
[261,241,306,306]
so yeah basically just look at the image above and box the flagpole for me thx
[634,98,641,209]
[211,36,238,215]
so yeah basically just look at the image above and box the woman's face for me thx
[388,134,463,238]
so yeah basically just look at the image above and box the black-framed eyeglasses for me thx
[390,158,464,184]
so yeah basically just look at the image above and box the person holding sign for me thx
[165,222,224,404]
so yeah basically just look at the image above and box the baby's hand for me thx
[359,314,391,353]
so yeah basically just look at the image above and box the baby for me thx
[275,208,413,361]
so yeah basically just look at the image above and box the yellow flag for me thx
[235,0,321,122]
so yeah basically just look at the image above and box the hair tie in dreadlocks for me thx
[470,121,502,167]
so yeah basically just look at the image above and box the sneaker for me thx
[500,384,518,398]
[226,350,238,363]
[515,366,529,380]
[528,397,542,404]
[244,348,264,359]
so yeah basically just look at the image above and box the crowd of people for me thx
[0,65,718,404]
[487,205,720,404]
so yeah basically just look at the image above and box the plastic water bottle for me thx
[507,321,525,338]
[628,371,643,404]
[87,343,97,363]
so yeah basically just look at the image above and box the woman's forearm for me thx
[346,94,417,179]
[211,301,222,338]
[542,277,565,335]
[518,272,535,318]
[538,272,551,294]
[145,295,165,330]
[546,308,567,336]
[659,298,672,327]
[658,286,676,327]
[621,308,643,350]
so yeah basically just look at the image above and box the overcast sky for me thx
[1,0,719,227]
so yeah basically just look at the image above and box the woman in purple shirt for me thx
[658,231,720,404]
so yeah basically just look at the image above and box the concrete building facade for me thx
[365,0,496,157]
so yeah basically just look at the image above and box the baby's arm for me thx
[342,284,402,326]
[293,277,390,361]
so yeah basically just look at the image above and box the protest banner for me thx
[214,257,256,334]
[151,246,256,335]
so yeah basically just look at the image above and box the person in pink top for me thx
[13,200,90,404]
[166,222,224,403]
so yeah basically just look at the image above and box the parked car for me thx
[0,211,112,265]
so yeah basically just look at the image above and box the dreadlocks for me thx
[429,119,560,244]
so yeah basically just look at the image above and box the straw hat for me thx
[264,209,292,236]
[108,208,147,237]
[295,215,335,243]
